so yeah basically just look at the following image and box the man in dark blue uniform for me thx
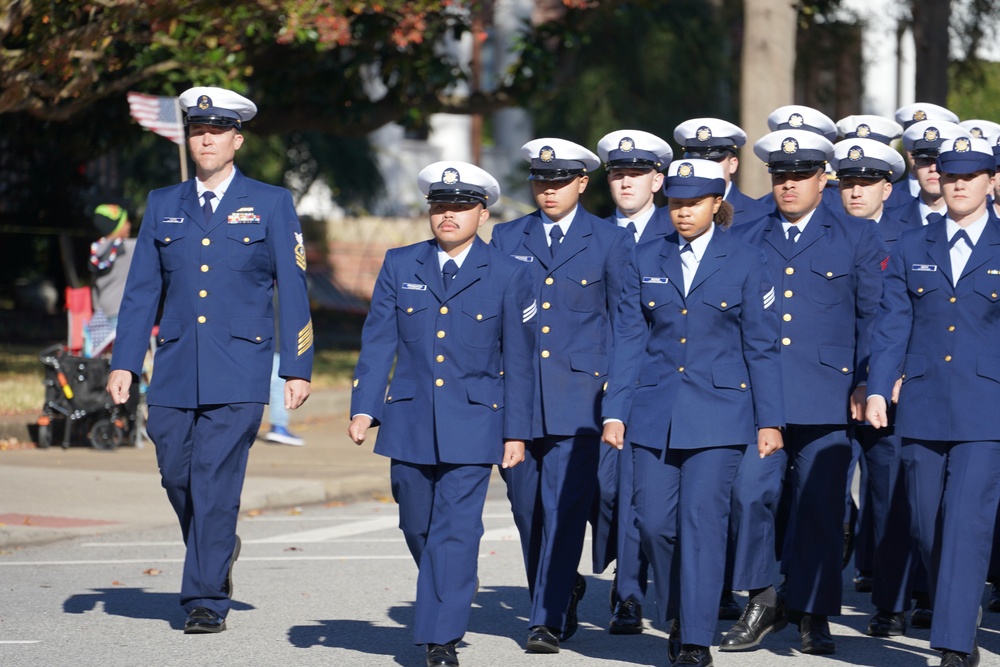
[886,103,961,209]
[721,129,888,656]
[831,137,918,638]
[592,129,673,635]
[491,138,633,653]
[894,119,964,228]
[673,118,771,226]
[107,87,313,633]
[348,161,536,667]
[757,106,842,212]
[867,135,1000,667]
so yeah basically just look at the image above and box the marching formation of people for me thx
[108,85,1000,667]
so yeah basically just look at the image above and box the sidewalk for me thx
[0,386,392,549]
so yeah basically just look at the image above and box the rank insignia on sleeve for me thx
[881,256,889,271]
[763,284,775,309]
[523,299,537,323]
[228,207,261,224]
[297,319,313,357]
[294,232,306,271]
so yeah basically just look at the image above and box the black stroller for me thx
[36,344,140,450]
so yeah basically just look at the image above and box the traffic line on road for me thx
[253,516,400,543]
[0,555,414,566]
[0,640,41,644]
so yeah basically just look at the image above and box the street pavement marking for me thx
[253,516,400,543]
[0,641,41,644]
[0,555,413,566]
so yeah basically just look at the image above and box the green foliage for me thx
[949,60,1000,122]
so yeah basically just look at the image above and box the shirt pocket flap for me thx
[566,266,604,288]
[154,228,185,245]
[570,353,609,378]
[467,384,503,410]
[811,258,850,280]
[818,345,854,374]
[462,298,501,322]
[712,362,750,390]
[973,276,1000,302]
[703,286,742,312]
[226,225,267,245]
[230,317,274,344]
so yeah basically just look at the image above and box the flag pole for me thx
[175,97,188,182]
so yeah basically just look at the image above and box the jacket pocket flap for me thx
[230,317,274,343]
[157,318,181,344]
[467,384,503,410]
[712,362,750,390]
[902,353,926,381]
[818,345,854,374]
[226,225,267,244]
[977,355,1000,383]
[811,258,850,280]
[703,286,742,311]
[570,353,609,378]
[462,298,500,322]
[386,379,415,402]
[566,266,604,287]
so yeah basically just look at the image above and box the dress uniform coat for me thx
[726,182,772,226]
[111,167,313,617]
[350,235,536,644]
[491,205,632,633]
[602,228,784,644]
[733,206,887,616]
[868,212,1000,654]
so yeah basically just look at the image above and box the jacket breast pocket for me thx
[396,301,428,343]
[155,229,187,272]
[640,283,674,312]
[809,258,851,305]
[907,272,940,299]
[703,286,742,313]
[973,275,1000,306]
[226,225,269,272]
[564,265,605,313]
[461,298,501,349]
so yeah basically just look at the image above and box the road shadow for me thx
[63,588,255,630]
[287,601,415,666]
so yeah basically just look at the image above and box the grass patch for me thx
[311,348,360,389]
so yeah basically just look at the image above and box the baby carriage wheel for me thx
[89,418,124,451]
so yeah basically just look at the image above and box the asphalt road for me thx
[2,479,999,667]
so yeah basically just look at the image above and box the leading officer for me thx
[348,162,535,667]
[107,86,313,633]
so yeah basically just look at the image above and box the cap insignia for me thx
[848,146,864,161]
[539,146,555,162]
[856,124,871,138]
[954,137,971,153]
[913,109,927,121]
[788,113,804,128]
[970,127,983,138]
[442,168,460,185]
[677,162,694,178]
[696,126,712,142]
[782,137,799,154]
[197,95,211,110]
[923,127,939,142]
[618,137,634,152]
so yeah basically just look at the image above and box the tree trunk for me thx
[739,0,798,197]
[911,0,950,104]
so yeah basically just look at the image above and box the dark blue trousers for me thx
[590,442,618,574]
[780,425,852,616]
[855,425,913,613]
[727,446,786,591]
[902,439,1000,654]
[615,439,649,604]
[502,433,599,631]
[633,443,743,646]
[390,460,492,645]
[147,403,262,617]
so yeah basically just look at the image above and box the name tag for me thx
[642,276,669,284]
[402,283,427,291]
[162,217,184,224]
[911,264,937,272]
[513,255,534,263]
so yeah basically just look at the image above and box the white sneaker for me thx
[264,425,304,446]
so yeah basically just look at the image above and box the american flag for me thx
[126,92,184,145]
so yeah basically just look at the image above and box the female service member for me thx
[602,159,785,667]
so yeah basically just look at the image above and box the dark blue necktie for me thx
[950,229,972,249]
[926,211,944,226]
[442,259,458,291]
[202,191,216,224]
[787,224,801,251]
[549,225,564,258]
[626,221,638,241]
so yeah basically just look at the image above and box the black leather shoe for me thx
[799,614,835,655]
[561,574,586,641]
[911,594,933,629]
[426,642,459,667]
[867,609,906,637]
[718,590,742,620]
[526,625,560,653]
[989,584,1000,612]
[667,619,681,664]
[221,534,241,598]
[673,645,714,666]
[854,570,873,593]
[940,645,980,667]
[609,598,643,635]
[719,599,787,651]
[183,606,226,634]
